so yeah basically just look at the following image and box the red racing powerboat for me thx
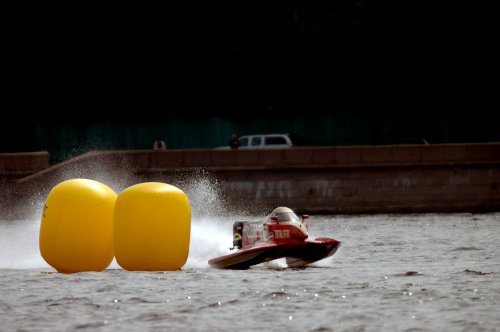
[208,207,341,269]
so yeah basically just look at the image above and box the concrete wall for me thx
[0,152,50,179]
[1,143,499,218]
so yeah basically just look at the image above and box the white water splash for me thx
[0,175,257,271]
[0,220,47,269]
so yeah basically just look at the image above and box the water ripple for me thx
[1,213,500,331]
[463,269,492,275]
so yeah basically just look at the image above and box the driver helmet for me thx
[269,206,300,222]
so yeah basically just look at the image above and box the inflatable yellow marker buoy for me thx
[114,182,191,271]
[39,179,117,273]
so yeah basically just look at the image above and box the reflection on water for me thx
[1,213,499,331]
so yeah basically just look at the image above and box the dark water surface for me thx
[1,213,499,331]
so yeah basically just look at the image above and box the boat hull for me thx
[208,238,340,269]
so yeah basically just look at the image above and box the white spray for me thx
[0,173,256,270]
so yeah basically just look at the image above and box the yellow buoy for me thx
[114,182,191,271]
[39,179,117,273]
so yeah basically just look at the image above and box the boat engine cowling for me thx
[232,221,244,249]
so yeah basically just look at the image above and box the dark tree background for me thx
[7,1,496,120]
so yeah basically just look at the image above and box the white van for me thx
[216,133,304,149]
